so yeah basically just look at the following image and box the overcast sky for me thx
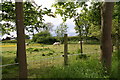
[34,0,77,36]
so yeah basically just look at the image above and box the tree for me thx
[101,2,114,74]
[15,1,27,78]
[55,23,68,43]
[24,2,52,36]
[1,1,54,36]
[53,2,88,52]
[42,22,54,32]
[74,11,89,46]
[87,2,102,40]
[87,2,119,51]
[74,15,84,53]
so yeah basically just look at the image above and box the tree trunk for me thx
[101,2,114,74]
[78,26,83,54]
[32,26,35,36]
[74,19,83,55]
[15,1,27,78]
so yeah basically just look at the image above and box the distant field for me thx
[1,43,117,78]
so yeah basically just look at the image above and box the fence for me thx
[0,34,95,68]
[0,52,90,68]
[1,34,96,79]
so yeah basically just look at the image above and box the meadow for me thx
[1,43,118,78]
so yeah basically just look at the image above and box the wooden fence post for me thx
[64,34,68,65]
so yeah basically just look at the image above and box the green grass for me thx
[1,43,118,78]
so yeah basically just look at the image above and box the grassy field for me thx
[1,43,118,78]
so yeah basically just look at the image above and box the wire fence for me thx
[0,52,92,68]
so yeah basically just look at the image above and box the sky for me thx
[34,0,78,36]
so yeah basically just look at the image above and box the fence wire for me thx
[0,52,93,68]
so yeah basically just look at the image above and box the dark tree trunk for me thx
[32,26,35,36]
[101,2,114,73]
[15,1,27,78]
[80,41,83,53]
[75,20,83,54]
[78,27,83,54]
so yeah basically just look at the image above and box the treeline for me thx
[1,34,100,45]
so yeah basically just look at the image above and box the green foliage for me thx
[67,36,100,44]
[0,23,15,35]
[87,2,120,41]
[2,2,15,22]
[85,2,102,39]
[52,2,87,22]
[88,2,102,26]
[84,40,100,45]
[1,2,54,35]
[25,35,30,39]
[68,36,79,42]
[23,2,54,35]
[112,2,120,49]
[32,31,58,44]
[88,24,101,40]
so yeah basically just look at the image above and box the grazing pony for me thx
[25,43,29,46]
[53,42,60,46]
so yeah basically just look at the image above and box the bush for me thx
[36,37,58,44]
[67,36,100,44]
[84,40,100,44]
[32,31,58,44]
[68,36,79,42]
